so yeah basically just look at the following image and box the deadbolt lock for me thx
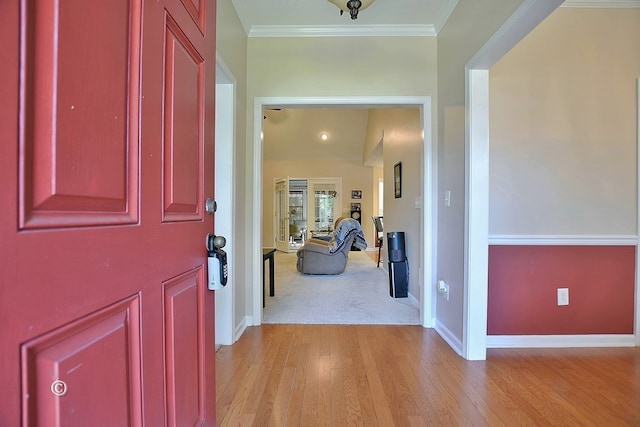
[205,198,217,214]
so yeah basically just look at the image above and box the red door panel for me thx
[0,0,217,425]
[164,269,207,425]
[163,13,204,222]
[22,296,143,426]
[20,0,140,229]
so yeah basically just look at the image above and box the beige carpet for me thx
[262,251,420,325]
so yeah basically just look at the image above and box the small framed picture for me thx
[394,162,402,198]
[351,190,362,199]
[351,202,361,211]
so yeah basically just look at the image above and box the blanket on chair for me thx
[329,218,367,253]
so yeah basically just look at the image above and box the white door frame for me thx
[636,77,640,347]
[251,96,435,327]
[462,0,565,359]
[214,54,236,345]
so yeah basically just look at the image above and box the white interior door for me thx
[274,177,290,252]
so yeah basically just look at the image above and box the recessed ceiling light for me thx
[321,132,329,141]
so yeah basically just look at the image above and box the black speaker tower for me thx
[386,232,408,298]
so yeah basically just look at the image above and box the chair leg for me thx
[377,241,382,267]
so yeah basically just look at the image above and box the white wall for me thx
[364,109,423,298]
[489,8,640,236]
[247,37,437,98]
[436,0,526,350]
[216,1,249,337]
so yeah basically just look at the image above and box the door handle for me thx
[206,233,227,290]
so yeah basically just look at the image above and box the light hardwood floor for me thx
[215,324,640,426]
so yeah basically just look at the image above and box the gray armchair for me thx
[296,218,366,275]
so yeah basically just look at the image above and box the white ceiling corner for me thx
[230,0,460,38]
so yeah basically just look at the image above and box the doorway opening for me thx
[252,96,434,328]
[274,177,343,253]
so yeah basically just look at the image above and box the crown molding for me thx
[247,24,437,38]
[561,0,640,7]
[230,0,252,35]
[434,0,459,34]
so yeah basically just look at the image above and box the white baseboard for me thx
[435,319,463,355]
[234,316,250,343]
[487,334,637,348]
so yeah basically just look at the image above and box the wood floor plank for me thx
[282,342,309,426]
[315,355,331,425]
[218,363,262,426]
[252,329,295,424]
[355,327,395,426]
[269,366,297,426]
[216,325,640,426]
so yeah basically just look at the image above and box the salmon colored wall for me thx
[488,246,635,335]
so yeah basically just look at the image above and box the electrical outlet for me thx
[557,288,569,306]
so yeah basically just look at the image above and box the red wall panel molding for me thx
[488,245,635,335]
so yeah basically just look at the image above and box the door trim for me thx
[636,77,640,347]
[251,96,434,327]
[214,54,236,345]
[463,0,565,360]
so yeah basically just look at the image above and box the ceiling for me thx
[263,108,372,163]
[230,0,459,37]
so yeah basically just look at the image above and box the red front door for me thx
[0,0,217,425]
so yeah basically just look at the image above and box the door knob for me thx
[206,233,226,251]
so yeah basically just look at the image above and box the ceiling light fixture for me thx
[321,132,329,141]
[327,0,375,20]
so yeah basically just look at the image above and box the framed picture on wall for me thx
[351,202,361,211]
[394,162,402,198]
[351,190,362,199]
